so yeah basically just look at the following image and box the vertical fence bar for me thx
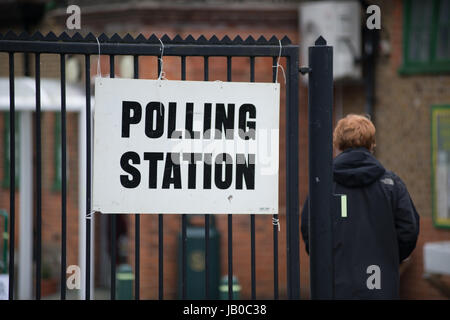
[204,56,210,300]
[85,54,92,300]
[133,55,140,300]
[157,55,164,300]
[60,53,67,300]
[180,55,187,300]
[272,219,279,301]
[249,56,256,300]
[158,214,163,300]
[226,56,233,300]
[134,213,140,300]
[8,52,15,300]
[285,49,301,300]
[204,214,210,299]
[181,213,187,299]
[35,53,42,300]
[227,214,232,300]
[110,215,116,300]
[308,37,334,299]
[109,54,116,300]
[250,214,255,299]
[272,56,279,300]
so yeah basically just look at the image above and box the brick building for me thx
[0,0,449,299]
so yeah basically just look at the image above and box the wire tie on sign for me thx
[272,217,280,232]
[157,37,168,116]
[157,37,168,82]
[273,39,286,85]
[95,36,102,78]
[214,80,224,89]
[86,211,96,220]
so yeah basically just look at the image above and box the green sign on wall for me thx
[431,105,450,228]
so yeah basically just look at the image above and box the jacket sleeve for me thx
[393,176,420,262]
[300,197,310,255]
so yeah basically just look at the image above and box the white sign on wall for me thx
[93,78,279,214]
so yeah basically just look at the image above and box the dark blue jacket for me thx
[301,147,420,299]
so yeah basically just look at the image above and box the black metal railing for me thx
[0,31,308,300]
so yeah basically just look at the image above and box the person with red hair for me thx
[301,114,420,299]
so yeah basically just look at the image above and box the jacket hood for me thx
[333,148,386,187]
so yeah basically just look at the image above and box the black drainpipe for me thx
[359,0,380,120]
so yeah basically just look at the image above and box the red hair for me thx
[333,114,376,151]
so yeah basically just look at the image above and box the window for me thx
[431,105,450,229]
[2,112,20,189]
[401,0,450,74]
[52,112,68,191]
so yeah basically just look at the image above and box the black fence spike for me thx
[123,33,135,43]
[269,35,279,44]
[220,35,232,44]
[85,32,97,42]
[196,35,207,44]
[172,34,183,44]
[147,34,159,43]
[256,35,268,44]
[315,36,327,46]
[5,31,18,40]
[209,35,219,44]
[31,31,44,41]
[18,31,30,40]
[244,35,256,44]
[161,34,171,43]
[233,35,244,44]
[184,34,195,44]
[110,33,122,43]
[98,33,109,43]
[281,35,292,45]
[44,31,58,41]
[59,31,71,41]
[135,34,146,43]
[71,32,84,42]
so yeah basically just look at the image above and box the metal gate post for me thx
[308,36,334,299]
[286,49,301,300]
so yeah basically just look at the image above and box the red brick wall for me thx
[400,216,450,299]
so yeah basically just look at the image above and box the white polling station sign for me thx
[93,78,279,214]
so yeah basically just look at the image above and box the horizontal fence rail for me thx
[0,32,295,56]
[0,32,301,300]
